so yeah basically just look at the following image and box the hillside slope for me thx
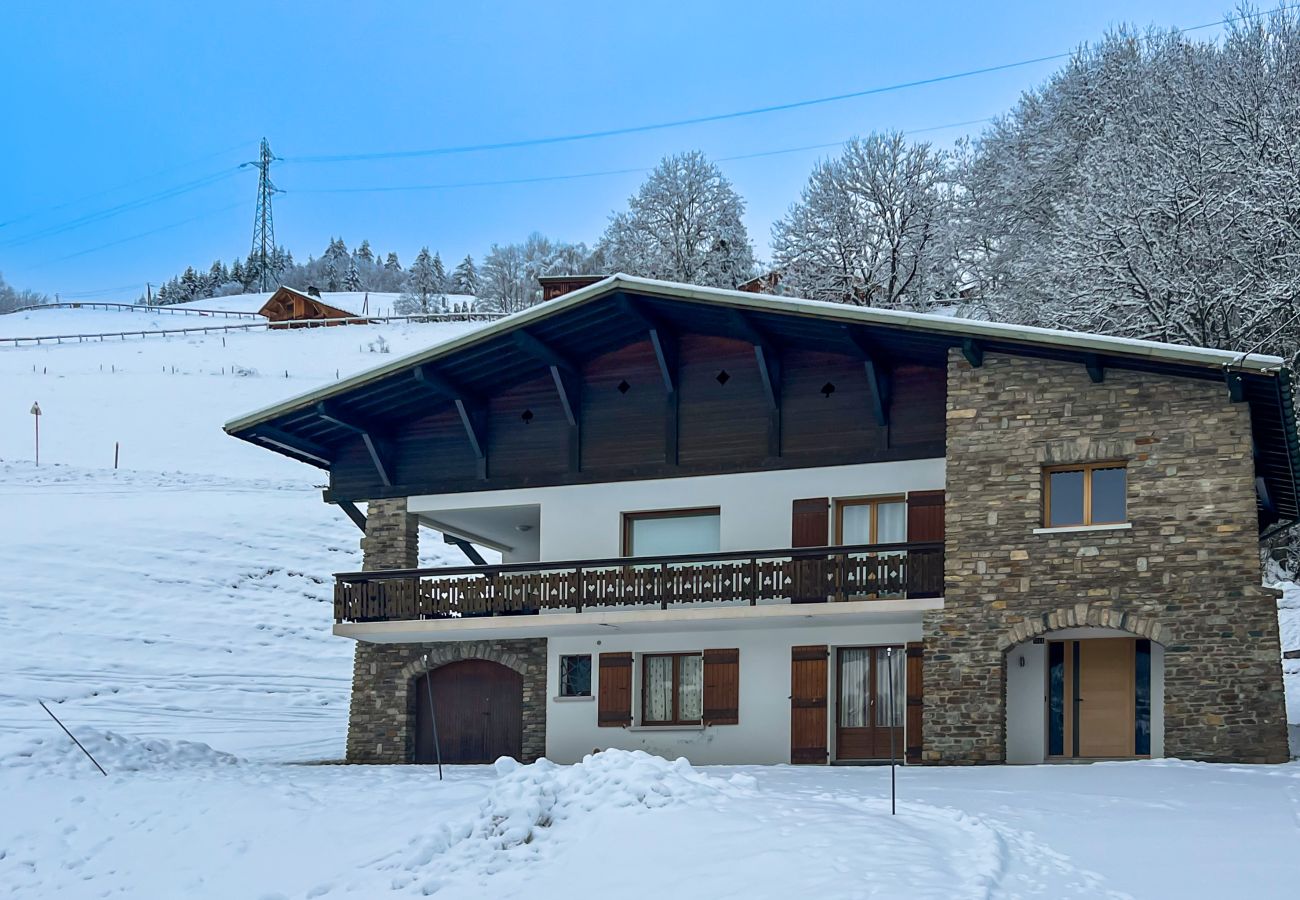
[0,313,487,760]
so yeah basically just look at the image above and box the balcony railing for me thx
[333,542,943,624]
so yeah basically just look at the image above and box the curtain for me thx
[874,647,905,727]
[838,648,870,727]
[645,656,674,722]
[840,505,872,544]
[875,502,906,543]
[678,655,703,721]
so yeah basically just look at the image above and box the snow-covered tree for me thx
[598,151,755,288]
[397,247,442,313]
[452,254,479,296]
[431,252,448,294]
[0,272,49,313]
[772,133,957,309]
[960,14,1300,355]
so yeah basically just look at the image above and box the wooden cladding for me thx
[333,542,943,623]
[702,648,740,725]
[327,332,946,500]
[790,645,829,764]
[597,652,632,727]
[905,642,924,764]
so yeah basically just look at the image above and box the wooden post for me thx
[114,442,119,470]
[30,402,41,465]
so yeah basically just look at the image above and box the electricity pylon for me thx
[243,138,281,291]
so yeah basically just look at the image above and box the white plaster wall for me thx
[1005,626,1165,764]
[409,458,944,562]
[546,619,922,766]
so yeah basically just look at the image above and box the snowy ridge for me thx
[1,728,239,776]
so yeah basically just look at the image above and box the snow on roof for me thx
[226,274,1286,434]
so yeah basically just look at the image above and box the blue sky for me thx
[0,0,1242,297]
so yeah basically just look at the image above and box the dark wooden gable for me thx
[317,297,948,499]
[229,280,1300,523]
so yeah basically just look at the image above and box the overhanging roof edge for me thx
[224,273,1287,435]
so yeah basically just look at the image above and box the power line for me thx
[282,7,1289,166]
[0,140,256,231]
[26,201,245,270]
[0,168,241,249]
[286,117,993,196]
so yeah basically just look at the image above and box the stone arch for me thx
[396,639,547,764]
[399,641,531,682]
[995,604,1169,653]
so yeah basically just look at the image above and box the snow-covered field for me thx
[1,305,1298,898]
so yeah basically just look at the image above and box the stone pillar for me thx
[345,498,418,763]
[927,348,1290,765]
[342,499,550,765]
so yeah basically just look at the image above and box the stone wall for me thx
[345,637,547,764]
[344,497,548,764]
[928,349,1290,764]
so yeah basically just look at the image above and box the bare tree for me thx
[600,151,755,288]
[772,134,955,310]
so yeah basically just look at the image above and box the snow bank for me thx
[381,750,745,892]
[0,727,239,776]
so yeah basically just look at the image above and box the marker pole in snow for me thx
[30,402,41,465]
[424,669,444,780]
[887,646,896,816]
[38,700,107,776]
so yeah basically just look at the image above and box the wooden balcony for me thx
[333,542,943,624]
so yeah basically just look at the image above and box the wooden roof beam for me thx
[315,401,394,487]
[845,327,892,428]
[250,425,331,467]
[962,338,984,368]
[725,308,782,455]
[615,294,677,394]
[514,329,578,373]
[412,365,487,476]
[1085,354,1105,384]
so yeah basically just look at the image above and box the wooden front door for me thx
[790,645,829,764]
[836,646,905,760]
[414,660,522,764]
[1076,639,1136,758]
[1048,638,1140,759]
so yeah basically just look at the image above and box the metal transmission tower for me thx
[242,138,282,291]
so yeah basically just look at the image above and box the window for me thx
[1044,464,1127,527]
[641,652,703,724]
[835,497,906,545]
[559,654,591,697]
[623,508,721,557]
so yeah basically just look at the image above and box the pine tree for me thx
[384,252,401,272]
[452,254,478,296]
[399,247,439,313]
[431,252,448,296]
[355,239,375,266]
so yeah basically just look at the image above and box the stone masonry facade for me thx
[344,498,547,764]
[927,349,1290,764]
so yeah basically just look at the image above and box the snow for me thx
[0,301,1298,897]
[1,749,1298,898]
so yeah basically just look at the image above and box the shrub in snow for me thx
[1,728,240,776]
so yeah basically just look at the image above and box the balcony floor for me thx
[334,596,944,643]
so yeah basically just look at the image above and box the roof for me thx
[259,286,359,320]
[224,274,1300,521]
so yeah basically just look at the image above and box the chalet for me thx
[224,275,1296,766]
[259,285,361,328]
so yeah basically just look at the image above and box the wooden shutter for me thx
[905,642,924,764]
[906,490,945,542]
[597,652,632,727]
[702,648,739,725]
[790,645,829,764]
[791,498,829,547]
